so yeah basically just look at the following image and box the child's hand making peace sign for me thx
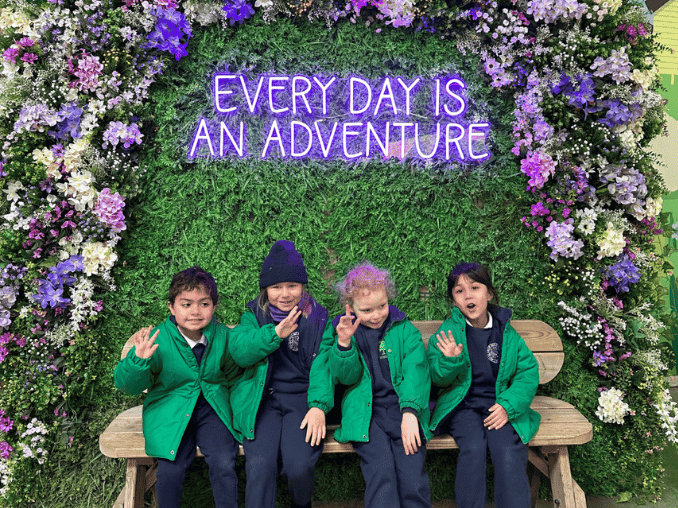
[436,330,464,357]
[336,303,361,348]
[132,326,160,359]
[275,305,302,339]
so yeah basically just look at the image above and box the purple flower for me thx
[147,7,192,61]
[223,0,255,25]
[20,52,38,64]
[49,103,83,140]
[94,189,126,233]
[604,254,641,293]
[0,441,12,460]
[521,150,556,190]
[16,37,34,47]
[0,413,12,433]
[3,47,19,63]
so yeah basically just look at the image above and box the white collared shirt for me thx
[177,327,208,349]
[465,311,493,330]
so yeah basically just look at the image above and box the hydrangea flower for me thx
[520,150,557,190]
[545,219,584,261]
[596,388,630,424]
[94,188,126,233]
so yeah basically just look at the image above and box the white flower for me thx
[3,181,25,202]
[596,222,625,258]
[596,388,630,424]
[654,389,678,444]
[81,241,118,276]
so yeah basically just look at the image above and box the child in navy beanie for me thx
[229,240,332,508]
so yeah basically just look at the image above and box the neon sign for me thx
[188,73,491,162]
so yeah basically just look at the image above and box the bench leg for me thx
[542,446,587,508]
[122,458,153,508]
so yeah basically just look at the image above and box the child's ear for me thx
[167,301,175,315]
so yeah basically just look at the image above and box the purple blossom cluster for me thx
[603,253,641,293]
[146,7,193,61]
[2,38,38,65]
[551,73,598,116]
[23,201,78,260]
[598,99,643,129]
[599,163,647,207]
[616,23,649,45]
[93,188,126,233]
[525,0,587,24]
[522,196,574,233]
[512,85,553,155]
[48,103,84,140]
[70,52,104,92]
[13,104,64,133]
[545,219,584,260]
[31,256,84,310]
[591,48,633,85]
[102,121,144,149]
[593,319,621,367]
[223,0,255,25]
[520,149,557,190]
[0,332,26,364]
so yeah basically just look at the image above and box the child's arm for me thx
[227,311,292,367]
[114,326,161,395]
[328,306,364,386]
[304,322,336,446]
[494,327,539,422]
[426,327,467,386]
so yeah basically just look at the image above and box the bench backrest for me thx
[120,320,563,385]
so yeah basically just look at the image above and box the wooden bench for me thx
[100,320,592,508]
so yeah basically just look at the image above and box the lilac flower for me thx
[94,189,126,233]
[604,254,641,293]
[521,150,556,190]
[545,219,584,261]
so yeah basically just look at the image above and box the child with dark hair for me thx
[427,262,540,508]
[228,240,331,508]
[114,266,241,508]
[324,261,431,508]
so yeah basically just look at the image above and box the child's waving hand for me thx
[275,305,302,339]
[436,330,464,357]
[336,303,362,347]
[133,326,160,359]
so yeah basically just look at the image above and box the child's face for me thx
[266,282,303,312]
[350,286,389,329]
[168,285,215,339]
[451,274,493,328]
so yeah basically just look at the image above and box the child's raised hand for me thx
[484,403,509,430]
[133,326,159,359]
[401,412,422,455]
[300,407,326,447]
[275,305,302,339]
[436,330,463,357]
[336,303,361,348]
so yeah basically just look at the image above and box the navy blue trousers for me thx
[352,404,431,508]
[156,397,239,508]
[444,407,530,508]
[242,390,322,508]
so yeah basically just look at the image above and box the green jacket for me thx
[326,307,432,443]
[114,317,240,459]
[427,305,540,444]
[227,304,333,441]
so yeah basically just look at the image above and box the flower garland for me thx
[0,0,674,503]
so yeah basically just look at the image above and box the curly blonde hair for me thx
[334,261,397,306]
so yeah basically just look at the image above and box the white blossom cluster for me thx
[69,276,98,328]
[596,387,630,424]
[558,299,603,349]
[654,389,678,444]
[19,419,48,465]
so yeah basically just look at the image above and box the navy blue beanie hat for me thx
[259,240,308,289]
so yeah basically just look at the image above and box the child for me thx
[114,266,241,508]
[427,262,540,508]
[228,240,331,508]
[325,262,431,508]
